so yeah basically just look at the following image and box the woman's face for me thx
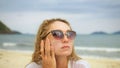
[47,21,75,57]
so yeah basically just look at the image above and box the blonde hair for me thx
[32,18,81,64]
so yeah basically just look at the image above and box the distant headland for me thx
[91,31,107,35]
[91,31,120,35]
[0,21,21,34]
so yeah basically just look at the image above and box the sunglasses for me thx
[42,30,76,40]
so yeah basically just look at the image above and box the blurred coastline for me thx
[0,34,120,59]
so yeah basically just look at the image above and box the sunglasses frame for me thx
[42,30,76,40]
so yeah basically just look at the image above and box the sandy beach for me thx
[0,49,120,68]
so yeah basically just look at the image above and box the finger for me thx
[51,45,55,58]
[45,38,50,56]
[40,40,44,58]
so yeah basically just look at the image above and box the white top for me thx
[26,60,90,68]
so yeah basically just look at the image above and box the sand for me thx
[0,49,120,68]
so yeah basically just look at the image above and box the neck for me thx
[56,56,68,68]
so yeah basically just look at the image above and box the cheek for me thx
[51,41,61,55]
[51,40,62,49]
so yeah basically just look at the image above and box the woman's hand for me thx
[40,38,56,68]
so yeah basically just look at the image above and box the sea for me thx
[0,34,120,59]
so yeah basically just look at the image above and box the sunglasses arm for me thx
[41,32,51,39]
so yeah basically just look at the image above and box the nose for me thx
[62,34,69,43]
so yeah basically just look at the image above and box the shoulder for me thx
[26,62,42,68]
[71,60,90,68]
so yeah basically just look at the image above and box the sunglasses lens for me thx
[52,30,63,39]
[51,30,76,40]
[67,31,76,40]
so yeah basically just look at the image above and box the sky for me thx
[0,0,120,34]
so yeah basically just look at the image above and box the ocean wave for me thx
[2,42,33,47]
[75,47,120,52]
[79,55,120,60]
[3,42,17,47]
[19,43,33,46]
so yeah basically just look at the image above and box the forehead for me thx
[49,21,71,31]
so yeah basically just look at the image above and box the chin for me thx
[57,51,72,57]
[63,53,71,56]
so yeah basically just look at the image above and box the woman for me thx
[26,18,90,68]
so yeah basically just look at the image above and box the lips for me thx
[61,45,70,49]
